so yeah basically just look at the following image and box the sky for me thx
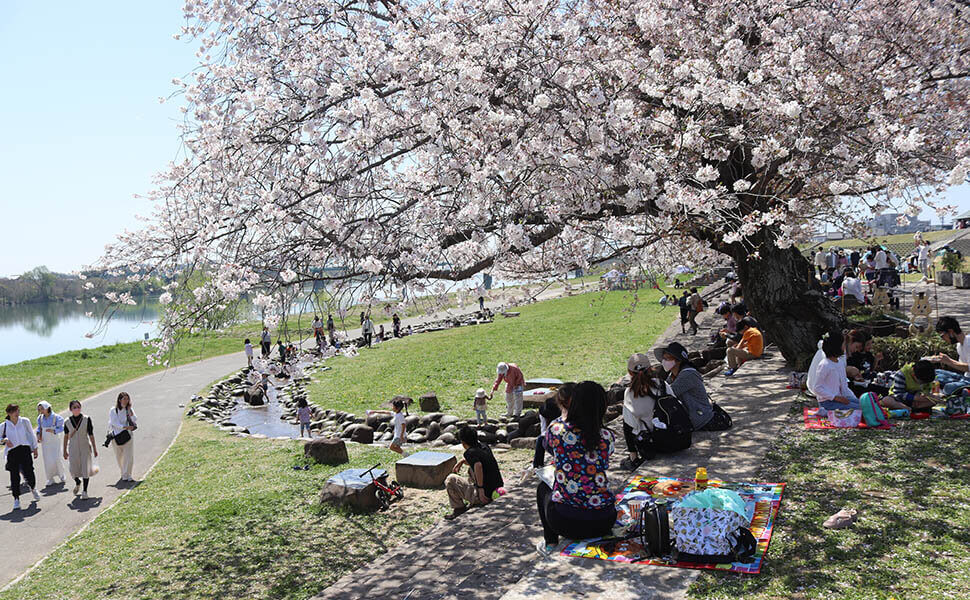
[0,3,968,278]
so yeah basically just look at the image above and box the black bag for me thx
[113,429,132,446]
[641,501,671,557]
[700,402,733,431]
[640,395,693,453]
[672,527,757,564]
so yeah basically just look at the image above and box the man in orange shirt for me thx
[725,317,763,376]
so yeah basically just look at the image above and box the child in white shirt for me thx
[389,398,406,455]
[814,332,860,413]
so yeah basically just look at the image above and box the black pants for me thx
[622,422,655,460]
[7,445,36,499]
[260,341,271,357]
[532,436,545,468]
[73,477,90,492]
[536,482,617,545]
[363,333,372,347]
[687,311,699,333]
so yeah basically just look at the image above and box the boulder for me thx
[304,438,349,465]
[365,411,393,428]
[405,415,421,431]
[419,393,440,412]
[422,412,444,423]
[439,432,457,445]
[443,424,458,435]
[344,424,375,444]
[395,451,458,488]
[406,432,426,443]
[440,415,461,428]
[511,436,537,449]
[479,423,498,434]
[319,467,386,512]
[478,431,499,444]
[426,421,441,441]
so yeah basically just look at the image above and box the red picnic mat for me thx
[803,406,891,430]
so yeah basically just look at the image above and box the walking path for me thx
[0,283,567,589]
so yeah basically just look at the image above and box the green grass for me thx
[307,288,673,417]
[0,330,260,413]
[689,399,970,600]
[1,419,531,600]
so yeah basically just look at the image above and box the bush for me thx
[941,250,963,273]
[870,333,954,371]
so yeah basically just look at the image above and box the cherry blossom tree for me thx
[104,0,970,366]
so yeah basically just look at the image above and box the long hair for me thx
[116,392,132,412]
[566,381,607,453]
[630,367,661,399]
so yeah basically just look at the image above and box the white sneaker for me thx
[30,487,40,501]
[80,491,89,500]
[12,498,20,511]
[519,466,535,486]
[73,483,80,495]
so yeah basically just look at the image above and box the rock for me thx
[439,432,457,445]
[443,424,458,435]
[506,422,519,435]
[304,438,349,465]
[365,411,393,428]
[430,440,447,447]
[319,467,386,512]
[406,432,426,443]
[380,431,394,442]
[422,412,444,423]
[405,415,421,432]
[344,424,375,444]
[478,431,499,444]
[395,450,458,488]
[440,415,461,428]
[496,430,507,443]
[419,393,440,412]
[426,421,441,441]
[510,435,537,449]
[413,427,428,436]
[479,423,498,434]
[516,411,539,432]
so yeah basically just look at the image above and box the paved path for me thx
[0,350,248,588]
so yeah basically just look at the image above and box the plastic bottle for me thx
[695,467,708,490]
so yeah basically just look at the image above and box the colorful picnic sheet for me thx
[560,475,785,575]
[803,406,891,430]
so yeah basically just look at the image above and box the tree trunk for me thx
[730,242,844,370]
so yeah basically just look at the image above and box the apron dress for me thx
[38,414,67,482]
[65,415,94,479]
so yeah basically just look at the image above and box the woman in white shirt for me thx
[620,353,663,470]
[840,269,865,304]
[35,400,67,487]
[814,333,861,414]
[2,403,40,510]
[108,392,138,482]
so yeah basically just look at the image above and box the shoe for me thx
[519,466,535,485]
[12,499,20,511]
[619,456,643,471]
[30,487,40,501]
[444,505,469,520]
[80,491,89,500]
[724,368,736,377]
[536,540,556,556]
[823,508,858,529]
[46,479,54,487]
[73,483,80,495]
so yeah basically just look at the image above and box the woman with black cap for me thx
[655,342,729,431]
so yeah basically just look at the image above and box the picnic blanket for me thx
[560,475,785,575]
[803,407,891,430]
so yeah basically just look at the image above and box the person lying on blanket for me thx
[882,360,937,411]
[813,331,861,413]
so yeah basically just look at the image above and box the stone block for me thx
[395,451,457,488]
[511,436,538,449]
[345,424,375,444]
[426,421,441,441]
[304,438,349,465]
[319,467,386,512]
[419,393,440,412]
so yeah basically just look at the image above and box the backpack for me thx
[859,392,890,427]
[641,395,693,453]
[944,391,970,416]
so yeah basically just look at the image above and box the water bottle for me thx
[695,466,708,490]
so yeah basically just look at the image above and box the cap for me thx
[475,388,486,399]
[496,362,509,374]
[627,353,651,373]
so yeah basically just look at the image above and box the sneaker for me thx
[73,483,80,495]
[12,498,20,511]
[619,456,643,471]
[519,466,535,485]
[536,540,556,556]
[724,368,736,377]
[30,487,40,501]
[80,491,89,500]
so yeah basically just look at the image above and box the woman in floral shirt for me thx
[536,381,616,553]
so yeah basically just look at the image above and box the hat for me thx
[475,388,487,399]
[37,400,52,412]
[654,341,691,366]
[627,353,651,373]
[496,362,509,375]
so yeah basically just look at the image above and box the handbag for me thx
[113,429,132,446]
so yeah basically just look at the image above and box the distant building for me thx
[954,210,970,230]
[866,213,931,236]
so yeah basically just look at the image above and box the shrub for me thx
[870,333,954,371]
[941,250,963,273]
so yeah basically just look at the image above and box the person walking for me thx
[244,338,254,368]
[490,362,525,418]
[327,314,336,338]
[362,315,374,348]
[260,327,272,358]
[478,296,485,312]
[63,400,98,500]
[392,313,401,338]
[2,404,40,510]
[35,401,66,487]
[918,240,930,281]
[687,287,703,335]
[108,392,138,482]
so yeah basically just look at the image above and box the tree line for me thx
[0,266,161,306]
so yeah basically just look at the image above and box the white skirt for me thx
[40,430,66,482]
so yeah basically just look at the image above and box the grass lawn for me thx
[307,288,673,417]
[0,330,260,413]
[1,419,531,600]
[690,398,970,600]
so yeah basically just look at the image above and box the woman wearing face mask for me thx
[36,401,67,487]
[654,342,729,431]
[63,400,98,500]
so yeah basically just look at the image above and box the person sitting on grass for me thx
[389,398,407,456]
[725,317,763,376]
[444,426,503,520]
[884,359,938,412]
[535,381,616,555]
[930,316,970,395]
[813,332,861,414]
